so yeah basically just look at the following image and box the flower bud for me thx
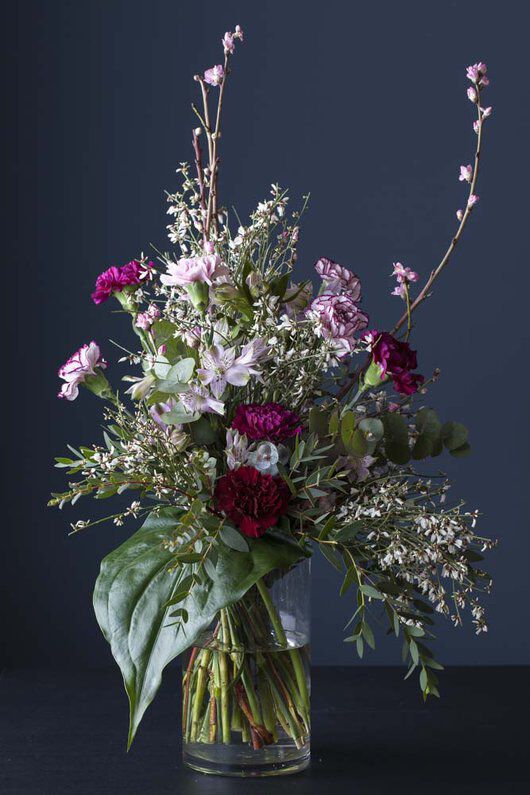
[185,282,209,312]
[363,359,385,388]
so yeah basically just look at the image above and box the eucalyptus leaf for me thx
[219,525,249,552]
[441,421,468,451]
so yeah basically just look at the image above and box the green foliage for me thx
[381,408,471,463]
[93,508,307,748]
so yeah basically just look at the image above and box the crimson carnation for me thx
[214,466,291,538]
[91,260,150,305]
[369,331,424,396]
[231,403,302,443]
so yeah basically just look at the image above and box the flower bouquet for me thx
[50,26,495,778]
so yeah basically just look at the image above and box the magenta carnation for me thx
[367,331,424,396]
[91,260,151,305]
[231,403,302,443]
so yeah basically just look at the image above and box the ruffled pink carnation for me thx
[309,293,368,358]
[232,403,302,443]
[91,260,151,305]
[315,257,361,299]
[160,254,226,287]
[57,341,107,401]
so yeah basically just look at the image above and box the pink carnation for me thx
[91,260,151,305]
[160,254,225,287]
[232,403,302,443]
[309,293,368,359]
[57,341,107,401]
[315,257,362,299]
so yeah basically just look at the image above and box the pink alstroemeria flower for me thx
[198,339,267,399]
[57,341,107,401]
[180,386,225,416]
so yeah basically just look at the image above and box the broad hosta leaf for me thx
[93,508,306,749]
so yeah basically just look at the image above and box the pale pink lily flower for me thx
[57,341,107,401]
[180,385,225,415]
[459,164,473,183]
[467,194,479,208]
[198,339,267,398]
[204,65,225,87]
[160,254,226,287]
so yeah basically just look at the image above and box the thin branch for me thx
[393,83,486,333]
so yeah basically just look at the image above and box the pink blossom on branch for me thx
[204,64,225,87]
[466,62,487,83]
[467,86,478,103]
[456,209,464,222]
[459,164,473,183]
[467,194,479,208]
[392,262,418,284]
[222,32,235,54]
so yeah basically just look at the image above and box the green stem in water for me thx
[190,649,211,741]
[255,578,310,716]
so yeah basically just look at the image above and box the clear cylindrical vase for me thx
[182,559,310,777]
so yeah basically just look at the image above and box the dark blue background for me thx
[4,0,529,668]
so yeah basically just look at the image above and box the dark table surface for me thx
[1,666,528,794]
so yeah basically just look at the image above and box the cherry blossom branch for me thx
[191,129,208,244]
[393,66,491,334]
[206,52,230,237]
[192,27,243,242]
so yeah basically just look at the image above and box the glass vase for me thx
[182,559,310,777]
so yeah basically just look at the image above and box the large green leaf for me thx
[93,508,306,748]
